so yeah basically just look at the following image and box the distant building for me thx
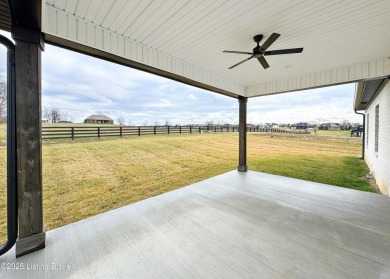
[84,115,114,124]
[264,123,279,128]
[319,123,340,131]
[294,122,310,129]
[350,125,363,137]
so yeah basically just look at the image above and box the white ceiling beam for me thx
[43,4,246,98]
[246,58,390,97]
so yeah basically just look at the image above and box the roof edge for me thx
[354,77,390,111]
[354,81,365,111]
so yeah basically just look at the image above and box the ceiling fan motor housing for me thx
[253,34,264,57]
[253,34,263,43]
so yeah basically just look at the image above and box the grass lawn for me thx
[0,128,373,242]
[0,124,5,145]
[311,129,351,137]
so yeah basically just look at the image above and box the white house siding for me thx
[365,82,390,196]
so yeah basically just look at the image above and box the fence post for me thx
[97,127,100,139]
[138,126,141,136]
[71,127,74,140]
[154,126,156,135]
[168,126,170,134]
[214,126,216,133]
[179,126,182,134]
[199,126,201,133]
[120,126,122,137]
[190,126,192,133]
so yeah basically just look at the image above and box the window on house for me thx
[375,105,379,152]
[366,114,369,146]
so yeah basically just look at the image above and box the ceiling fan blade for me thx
[223,50,253,55]
[264,48,303,56]
[261,33,280,51]
[228,55,254,69]
[257,56,269,69]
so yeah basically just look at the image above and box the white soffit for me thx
[43,0,390,98]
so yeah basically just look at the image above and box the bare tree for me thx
[51,107,62,123]
[43,106,52,122]
[43,106,62,123]
[205,120,214,130]
[340,120,351,130]
[117,116,125,125]
[62,111,69,122]
[164,120,170,126]
[0,76,7,122]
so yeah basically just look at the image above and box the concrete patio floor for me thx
[1,170,389,278]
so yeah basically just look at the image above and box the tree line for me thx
[43,107,71,123]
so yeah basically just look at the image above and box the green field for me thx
[0,124,374,242]
[311,129,351,137]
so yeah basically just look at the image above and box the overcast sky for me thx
[0,30,361,125]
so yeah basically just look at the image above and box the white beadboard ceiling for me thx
[42,0,390,98]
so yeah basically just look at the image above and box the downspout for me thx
[0,35,18,256]
[354,110,365,160]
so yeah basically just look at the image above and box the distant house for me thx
[84,115,114,124]
[294,122,310,129]
[350,125,363,137]
[264,123,279,128]
[319,123,340,131]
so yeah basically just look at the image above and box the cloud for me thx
[144,99,175,108]
[188,93,197,100]
[247,83,361,124]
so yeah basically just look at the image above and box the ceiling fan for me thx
[223,33,303,69]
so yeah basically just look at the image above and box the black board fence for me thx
[42,126,310,140]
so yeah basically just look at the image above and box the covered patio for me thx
[1,170,389,278]
[0,1,389,276]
